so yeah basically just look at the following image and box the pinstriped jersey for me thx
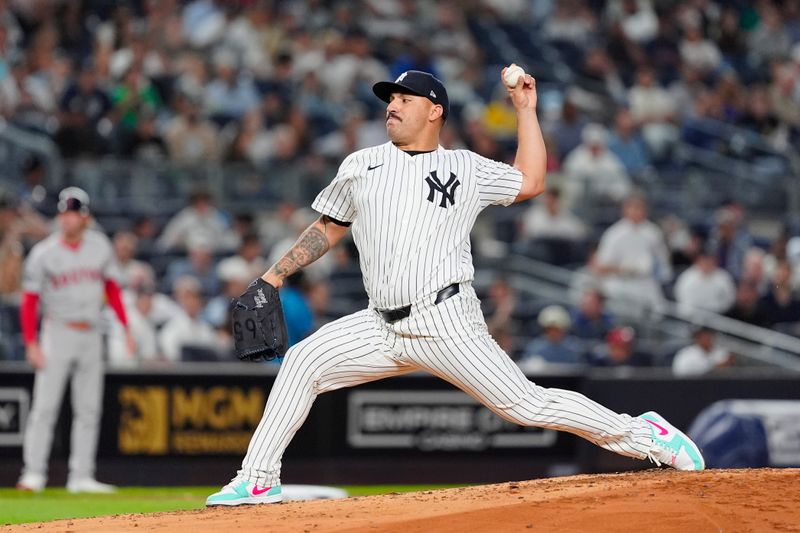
[22,230,120,324]
[312,141,523,309]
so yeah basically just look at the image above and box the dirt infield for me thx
[6,468,799,532]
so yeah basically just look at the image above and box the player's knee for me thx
[73,409,100,424]
[29,406,59,425]
[277,346,320,384]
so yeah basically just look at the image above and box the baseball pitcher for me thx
[209,68,704,506]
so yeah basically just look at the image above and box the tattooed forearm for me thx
[267,220,331,281]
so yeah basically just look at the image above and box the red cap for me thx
[607,326,635,345]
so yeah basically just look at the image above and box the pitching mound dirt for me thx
[7,468,800,532]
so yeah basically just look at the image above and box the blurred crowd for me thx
[0,1,797,171]
[503,191,799,375]
[1,0,800,374]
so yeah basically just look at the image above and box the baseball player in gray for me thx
[16,187,133,493]
[207,69,704,506]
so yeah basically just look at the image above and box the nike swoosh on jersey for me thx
[367,164,384,171]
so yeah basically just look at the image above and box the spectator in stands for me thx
[281,272,315,348]
[714,72,746,124]
[520,305,584,368]
[462,106,504,162]
[668,64,707,122]
[112,231,149,288]
[725,281,771,327]
[203,50,259,122]
[605,22,644,86]
[110,64,161,133]
[578,47,627,106]
[221,5,279,77]
[542,1,597,48]
[609,0,658,45]
[131,215,159,254]
[158,275,224,362]
[22,24,63,114]
[628,67,678,160]
[570,287,614,341]
[0,24,19,116]
[545,95,587,159]
[674,245,737,317]
[519,188,586,243]
[204,258,251,329]
[708,206,751,280]
[568,243,602,303]
[562,123,631,205]
[108,282,159,367]
[156,189,235,252]
[763,233,792,286]
[230,99,301,167]
[0,191,23,300]
[589,326,651,368]
[257,201,297,254]
[716,7,747,68]
[672,327,732,377]
[123,262,181,329]
[16,155,57,215]
[117,108,168,161]
[315,104,387,159]
[0,185,48,261]
[758,260,800,326]
[748,4,792,68]
[646,12,682,84]
[56,63,112,157]
[592,193,672,312]
[306,276,331,324]
[660,215,698,273]
[608,107,651,176]
[740,247,768,295]
[679,21,721,74]
[319,28,389,105]
[7,57,53,134]
[164,235,220,298]
[225,107,271,164]
[164,91,222,163]
[768,62,800,135]
[216,232,266,281]
[738,86,781,147]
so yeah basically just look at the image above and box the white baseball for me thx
[503,64,525,88]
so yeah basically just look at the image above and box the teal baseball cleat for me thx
[206,479,283,506]
[640,411,706,471]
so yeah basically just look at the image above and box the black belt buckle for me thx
[377,283,460,324]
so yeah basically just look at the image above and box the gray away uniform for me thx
[21,230,119,481]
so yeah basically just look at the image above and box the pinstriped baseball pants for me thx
[239,285,654,486]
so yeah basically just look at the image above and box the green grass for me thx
[0,485,463,525]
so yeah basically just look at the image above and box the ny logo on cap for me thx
[396,72,408,83]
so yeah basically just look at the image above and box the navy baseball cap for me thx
[373,71,449,120]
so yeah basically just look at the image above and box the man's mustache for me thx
[386,112,401,122]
